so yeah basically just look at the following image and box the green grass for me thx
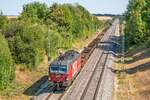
[125,43,148,53]
[0,82,26,98]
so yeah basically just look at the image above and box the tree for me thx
[5,21,47,69]
[20,2,48,23]
[0,12,9,31]
[142,0,150,46]
[125,0,146,47]
[0,33,15,89]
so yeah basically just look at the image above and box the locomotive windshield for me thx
[50,65,67,74]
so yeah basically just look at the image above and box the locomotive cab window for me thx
[59,66,67,73]
[50,65,67,74]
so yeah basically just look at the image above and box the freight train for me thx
[48,28,106,89]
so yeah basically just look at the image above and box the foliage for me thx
[125,0,150,48]
[44,3,103,57]
[0,33,15,90]
[0,13,9,31]
[5,21,47,69]
[142,0,150,46]
[20,2,48,23]
[46,3,102,38]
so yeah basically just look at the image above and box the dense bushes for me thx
[125,0,150,48]
[0,13,9,31]
[5,21,47,69]
[0,33,15,89]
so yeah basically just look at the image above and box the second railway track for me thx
[80,51,109,100]
[80,33,111,100]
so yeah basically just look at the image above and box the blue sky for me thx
[0,0,129,15]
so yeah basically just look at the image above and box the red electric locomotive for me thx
[48,50,81,88]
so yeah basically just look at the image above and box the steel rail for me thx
[93,53,109,100]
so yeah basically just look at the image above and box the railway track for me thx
[93,53,108,100]
[80,30,105,67]
[80,51,105,100]
[44,86,67,100]
[80,35,110,100]
[44,87,54,100]
[45,94,52,100]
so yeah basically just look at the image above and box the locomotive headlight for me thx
[48,77,51,81]
[66,77,69,81]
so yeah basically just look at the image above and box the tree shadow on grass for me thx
[125,48,150,64]
[109,62,150,74]
[125,62,150,74]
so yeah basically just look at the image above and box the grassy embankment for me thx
[113,22,150,100]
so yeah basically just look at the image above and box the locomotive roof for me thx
[50,50,80,66]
